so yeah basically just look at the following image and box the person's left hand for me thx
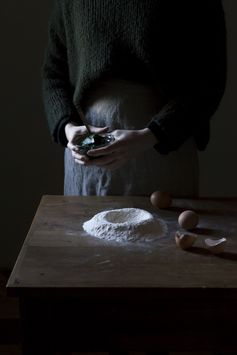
[83,128,158,170]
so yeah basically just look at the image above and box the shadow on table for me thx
[187,247,237,261]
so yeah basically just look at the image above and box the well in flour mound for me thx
[83,208,167,242]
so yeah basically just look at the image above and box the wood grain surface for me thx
[7,195,237,294]
[6,196,237,353]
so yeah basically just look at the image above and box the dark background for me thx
[0,1,236,268]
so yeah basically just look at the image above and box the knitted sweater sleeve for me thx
[147,0,227,154]
[41,0,81,146]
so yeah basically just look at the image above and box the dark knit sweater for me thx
[42,0,226,154]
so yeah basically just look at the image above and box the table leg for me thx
[21,346,63,355]
[109,353,169,355]
[22,350,71,355]
[20,297,64,355]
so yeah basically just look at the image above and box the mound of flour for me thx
[83,208,167,242]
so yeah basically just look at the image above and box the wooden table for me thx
[6,195,237,354]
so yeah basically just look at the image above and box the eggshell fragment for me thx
[150,191,172,209]
[205,237,227,255]
[175,231,197,250]
[178,210,199,230]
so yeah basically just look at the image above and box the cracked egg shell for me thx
[205,237,226,254]
[175,231,197,250]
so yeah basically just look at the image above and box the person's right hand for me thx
[65,122,109,165]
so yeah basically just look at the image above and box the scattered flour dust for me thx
[83,208,167,243]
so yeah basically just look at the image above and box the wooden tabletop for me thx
[7,195,237,296]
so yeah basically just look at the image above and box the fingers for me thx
[74,159,87,165]
[67,142,89,164]
[68,126,110,147]
[89,125,110,134]
[87,141,119,157]
[71,150,90,163]
[67,132,126,169]
[67,142,78,151]
[87,151,126,170]
[72,150,125,170]
[73,153,119,168]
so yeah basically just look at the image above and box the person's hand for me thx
[84,128,158,170]
[65,122,109,165]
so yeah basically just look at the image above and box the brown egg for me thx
[150,191,172,209]
[178,210,199,230]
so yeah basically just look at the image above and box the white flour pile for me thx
[83,208,167,242]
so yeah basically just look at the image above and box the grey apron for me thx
[64,79,199,197]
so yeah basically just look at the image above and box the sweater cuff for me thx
[53,106,84,147]
[147,121,171,154]
[54,117,71,147]
[147,100,194,155]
